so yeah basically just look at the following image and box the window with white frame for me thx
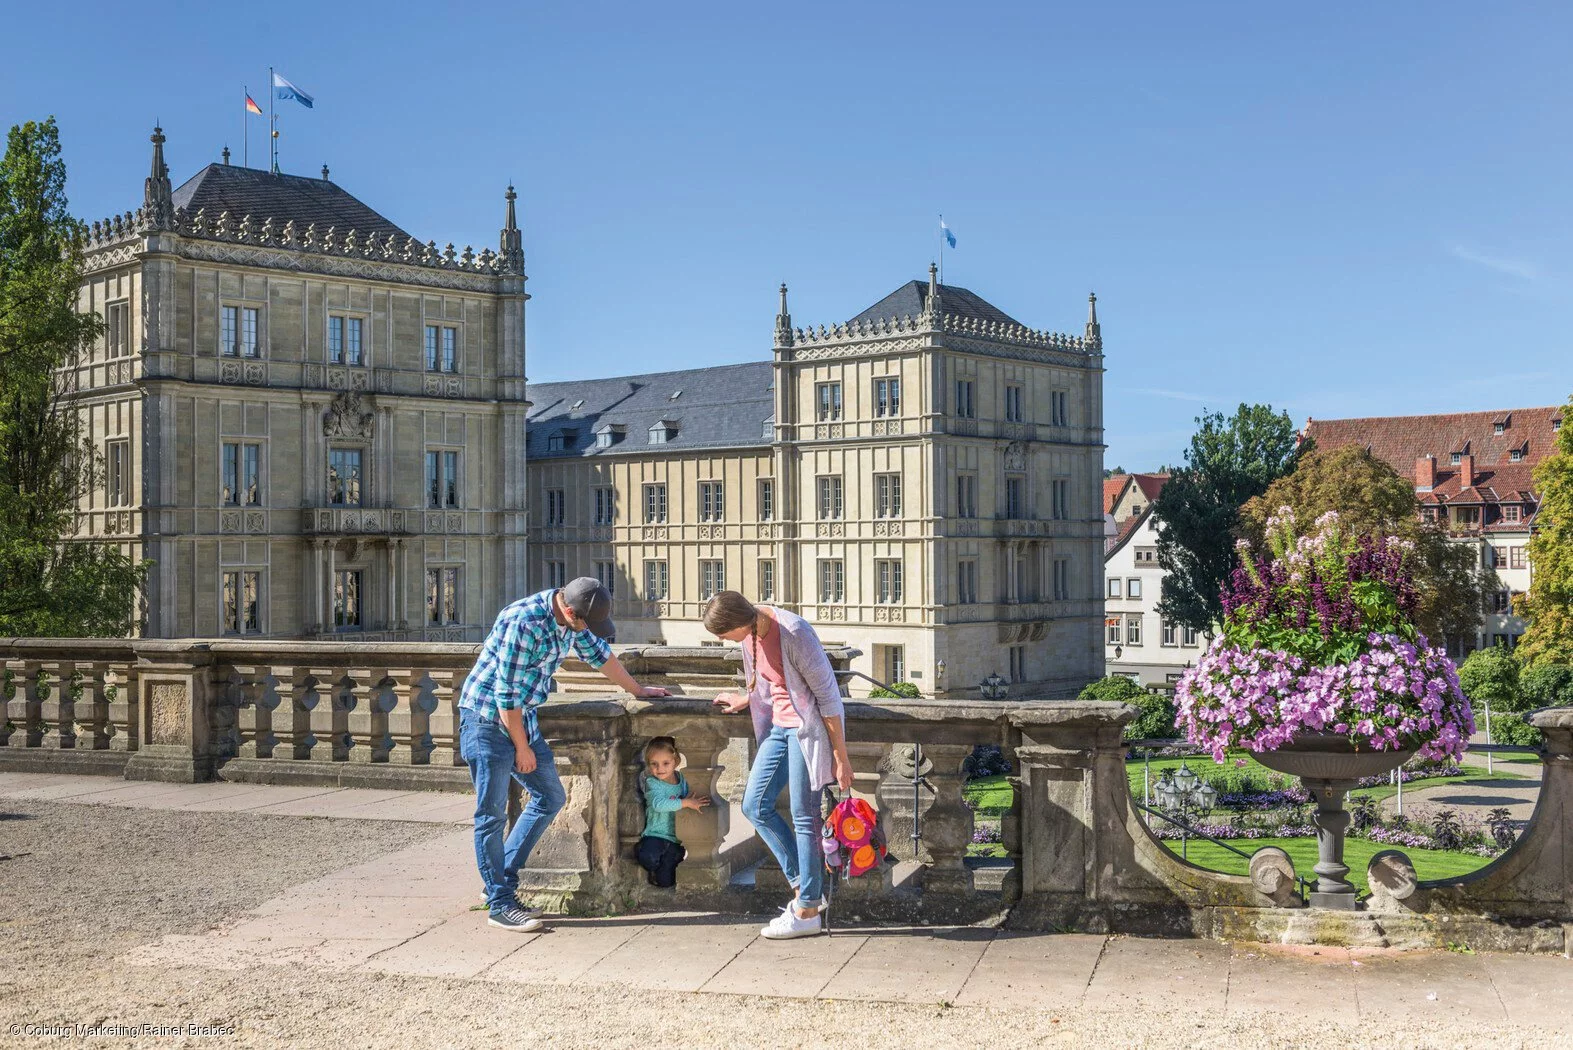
[1511,546,1527,570]
[758,478,775,521]
[1051,390,1068,427]
[956,474,977,518]
[699,481,725,522]
[955,379,976,419]
[1135,547,1157,564]
[1106,618,1121,645]
[544,488,565,526]
[817,475,843,520]
[874,377,901,417]
[106,301,130,358]
[222,442,261,506]
[815,382,843,421]
[1004,384,1023,423]
[328,315,364,366]
[1005,477,1025,519]
[334,570,363,630]
[425,324,458,372]
[876,559,903,603]
[1126,614,1143,646]
[644,560,669,600]
[818,559,845,603]
[1107,577,1122,599]
[700,559,725,600]
[1503,504,1522,523]
[106,439,130,507]
[1183,625,1200,647]
[222,570,262,635]
[594,560,616,595]
[758,559,776,602]
[875,473,902,517]
[426,567,460,625]
[546,561,567,589]
[643,483,667,523]
[1053,558,1070,601]
[1052,478,1070,520]
[1127,577,1142,599]
[593,487,615,526]
[883,645,907,686]
[426,451,460,509]
[1492,591,1511,614]
[958,559,978,604]
[1009,645,1027,684]
[328,448,363,506]
[1162,620,1178,646]
[1510,449,1524,462]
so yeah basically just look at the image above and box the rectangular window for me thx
[1135,547,1157,564]
[759,560,776,601]
[1162,620,1178,647]
[1183,625,1200,647]
[424,325,438,371]
[1053,558,1070,601]
[1005,477,1025,519]
[442,327,457,372]
[883,645,906,686]
[815,382,843,421]
[1491,546,1507,570]
[333,570,362,630]
[818,559,845,603]
[1492,591,1511,614]
[874,377,901,417]
[106,301,129,358]
[1004,384,1023,423]
[425,567,460,625]
[594,560,616,595]
[346,317,362,365]
[222,570,262,635]
[958,560,978,604]
[1009,645,1026,684]
[222,442,261,506]
[1127,577,1142,599]
[1503,504,1522,523]
[1510,449,1524,462]
[426,451,460,509]
[107,439,130,507]
[758,478,775,522]
[544,488,565,526]
[817,475,843,520]
[1108,577,1122,599]
[700,481,725,522]
[1511,546,1527,570]
[594,487,615,526]
[1052,479,1070,520]
[875,473,902,517]
[328,448,363,506]
[547,431,577,452]
[700,559,725,600]
[1454,506,1481,527]
[425,325,459,372]
[1126,614,1143,646]
[328,316,343,363]
[1051,390,1068,427]
[956,474,977,518]
[644,560,669,600]
[876,560,904,604]
[643,483,667,523]
[1106,618,1121,645]
[241,307,259,357]
[221,306,237,357]
[541,561,564,589]
[955,379,975,419]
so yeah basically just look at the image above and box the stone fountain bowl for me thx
[1253,732,1414,783]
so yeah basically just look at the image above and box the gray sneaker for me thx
[487,904,544,932]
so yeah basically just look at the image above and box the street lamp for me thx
[980,672,1009,701]
[1152,761,1218,860]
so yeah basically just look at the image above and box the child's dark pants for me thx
[636,835,685,888]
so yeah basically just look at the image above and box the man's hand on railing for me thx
[712,692,750,714]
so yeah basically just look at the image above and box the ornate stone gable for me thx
[323,392,375,439]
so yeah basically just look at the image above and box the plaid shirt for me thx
[459,589,611,742]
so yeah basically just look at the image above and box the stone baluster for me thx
[877,743,934,884]
[106,663,138,752]
[304,670,338,761]
[6,661,46,747]
[386,668,434,765]
[426,670,460,767]
[999,771,1024,905]
[340,669,377,762]
[916,743,975,895]
[231,663,278,759]
[669,724,734,891]
[74,662,112,750]
[40,660,74,749]
[581,739,626,889]
[268,667,310,760]
[352,670,394,763]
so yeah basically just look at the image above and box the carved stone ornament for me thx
[1003,440,1028,472]
[323,391,375,438]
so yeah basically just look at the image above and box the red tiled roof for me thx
[1131,473,1170,501]
[1104,507,1151,557]
[1103,476,1129,515]
[1303,406,1563,481]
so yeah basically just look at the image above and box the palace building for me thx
[527,272,1107,698]
[72,128,528,640]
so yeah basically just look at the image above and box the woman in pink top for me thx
[706,591,852,940]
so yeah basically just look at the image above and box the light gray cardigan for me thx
[739,607,846,791]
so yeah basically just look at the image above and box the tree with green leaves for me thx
[1239,444,1493,650]
[1457,645,1521,711]
[1152,404,1302,631]
[1516,395,1573,666]
[0,118,146,636]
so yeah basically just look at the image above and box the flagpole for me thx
[269,66,277,174]
[938,213,944,285]
[243,86,249,168]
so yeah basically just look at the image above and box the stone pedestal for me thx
[123,643,218,783]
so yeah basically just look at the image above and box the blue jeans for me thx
[459,709,566,914]
[742,725,822,910]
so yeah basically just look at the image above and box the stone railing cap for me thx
[1528,706,1573,730]
[1008,700,1139,728]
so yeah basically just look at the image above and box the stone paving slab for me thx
[1084,936,1232,1013]
[700,927,870,998]
[577,917,762,992]
[482,920,640,984]
[953,931,1105,1010]
[1478,952,1573,1029]
[1349,947,1506,1024]
[817,925,994,1004]
[361,913,531,979]
[1224,944,1358,1022]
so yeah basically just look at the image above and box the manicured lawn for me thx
[1121,751,1528,805]
[1158,836,1492,896]
[963,775,1012,814]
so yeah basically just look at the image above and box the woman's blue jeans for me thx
[741,725,822,909]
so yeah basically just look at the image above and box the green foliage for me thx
[1489,711,1543,748]
[1078,674,1146,703]
[1125,691,1180,741]
[1519,663,1573,711]
[1518,395,1573,666]
[869,681,921,699]
[0,118,146,636]
[1154,404,1301,631]
[1240,445,1493,650]
[1457,645,1522,712]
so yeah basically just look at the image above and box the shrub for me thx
[1078,675,1147,704]
[1487,807,1517,850]
[1519,663,1573,711]
[1351,794,1379,832]
[869,681,922,699]
[1458,645,1522,712]
[1124,690,1180,741]
[1488,711,1543,748]
[963,744,1012,778]
[1431,809,1464,851]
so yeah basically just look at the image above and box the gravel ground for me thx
[0,800,1565,1050]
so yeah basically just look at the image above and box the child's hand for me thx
[712,692,749,714]
[682,796,711,810]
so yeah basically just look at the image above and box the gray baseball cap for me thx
[561,577,616,639]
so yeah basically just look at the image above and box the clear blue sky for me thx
[4,2,1570,468]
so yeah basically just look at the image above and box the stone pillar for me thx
[124,642,219,783]
[326,543,337,629]
[877,743,932,884]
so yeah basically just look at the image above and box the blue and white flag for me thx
[273,71,314,109]
[941,217,956,249]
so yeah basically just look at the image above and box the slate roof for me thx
[850,280,1025,328]
[527,361,774,458]
[171,164,415,242]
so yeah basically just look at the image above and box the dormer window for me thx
[1555,418,1564,432]
[594,424,626,449]
[1450,453,1462,465]
[649,420,678,445]
[1493,421,1507,435]
[1510,448,1524,462]
[547,430,577,452]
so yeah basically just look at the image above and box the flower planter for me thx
[1256,733,1414,909]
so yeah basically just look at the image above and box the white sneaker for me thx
[760,907,824,940]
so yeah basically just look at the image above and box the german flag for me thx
[245,94,263,116]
